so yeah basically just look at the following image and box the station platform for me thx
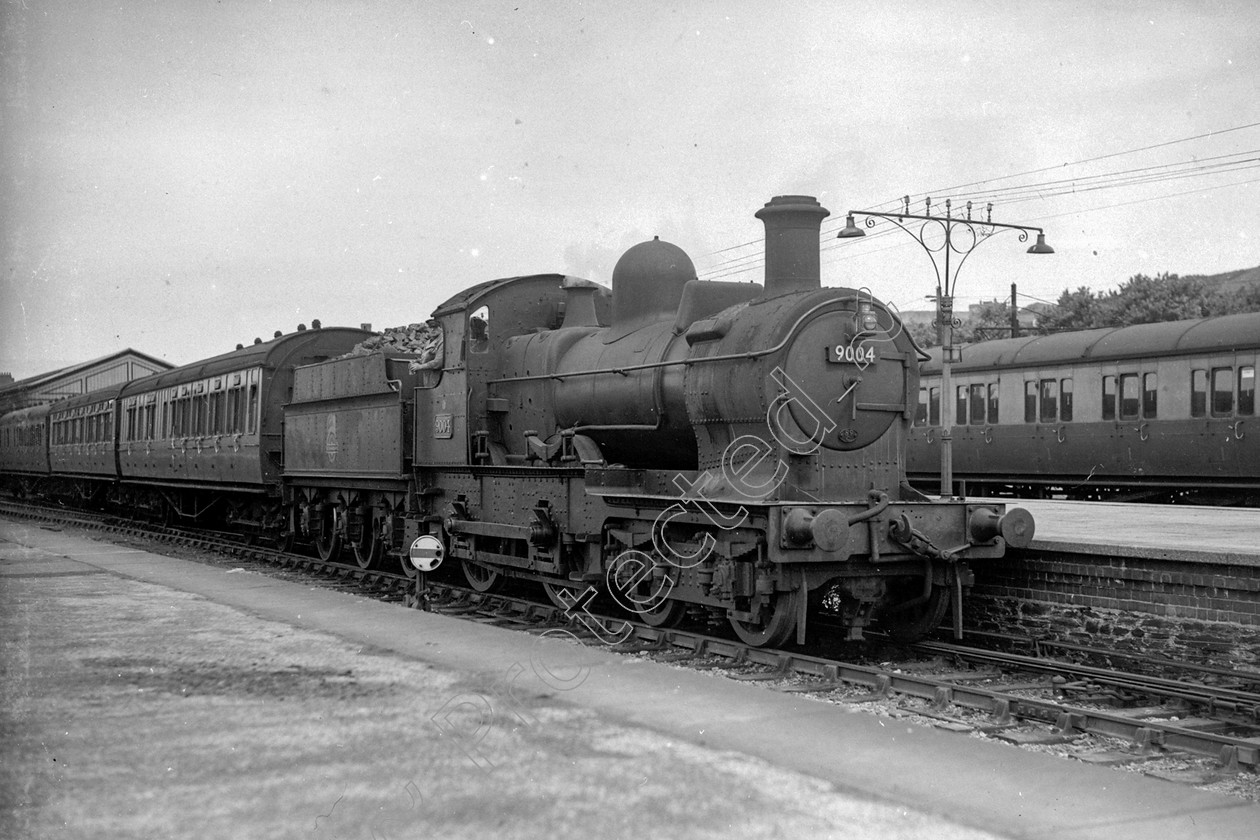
[983,499,1260,567]
[2,517,1258,839]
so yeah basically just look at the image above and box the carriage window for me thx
[469,305,490,354]
[929,386,940,426]
[227,389,240,434]
[987,384,999,424]
[1119,373,1140,420]
[969,383,986,425]
[1240,366,1255,416]
[1024,381,1037,422]
[1191,369,1207,417]
[955,386,968,425]
[246,383,259,433]
[1038,379,1058,423]
[1060,378,1073,422]
[1142,373,1158,419]
[915,388,928,426]
[1102,375,1116,420]
[1212,367,1234,416]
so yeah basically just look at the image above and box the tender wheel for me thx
[398,550,419,579]
[879,584,951,643]
[351,510,382,570]
[271,506,296,553]
[463,559,503,593]
[729,589,801,648]
[315,505,342,562]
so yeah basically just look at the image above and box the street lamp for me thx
[837,196,1054,498]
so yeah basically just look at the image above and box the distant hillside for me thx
[1187,265,1260,295]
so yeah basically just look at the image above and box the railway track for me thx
[4,498,1258,778]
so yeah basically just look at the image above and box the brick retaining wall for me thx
[966,549,1260,670]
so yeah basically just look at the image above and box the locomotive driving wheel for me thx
[618,568,687,628]
[634,595,687,628]
[541,580,575,609]
[728,589,801,647]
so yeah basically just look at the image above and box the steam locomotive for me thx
[0,195,1034,646]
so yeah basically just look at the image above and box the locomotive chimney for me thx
[754,195,830,296]
[559,276,601,329]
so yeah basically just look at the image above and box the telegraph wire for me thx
[699,172,1260,283]
[864,120,1260,213]
[696,121,1260,281]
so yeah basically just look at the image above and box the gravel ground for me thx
[0,527,1001,840]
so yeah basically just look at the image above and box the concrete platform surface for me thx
[984,499,1260,566]
[2,518,1257,839]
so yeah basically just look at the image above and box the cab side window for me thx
[468,306,490,354]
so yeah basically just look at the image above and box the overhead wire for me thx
[864,120,1260,213]
[697,121,1260,283]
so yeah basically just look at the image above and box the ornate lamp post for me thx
[837,197,1054,498]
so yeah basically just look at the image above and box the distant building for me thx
[0,349,173,414]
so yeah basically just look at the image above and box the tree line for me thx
[908,271,1260,348]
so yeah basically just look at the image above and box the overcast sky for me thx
[2,1,1258,379]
